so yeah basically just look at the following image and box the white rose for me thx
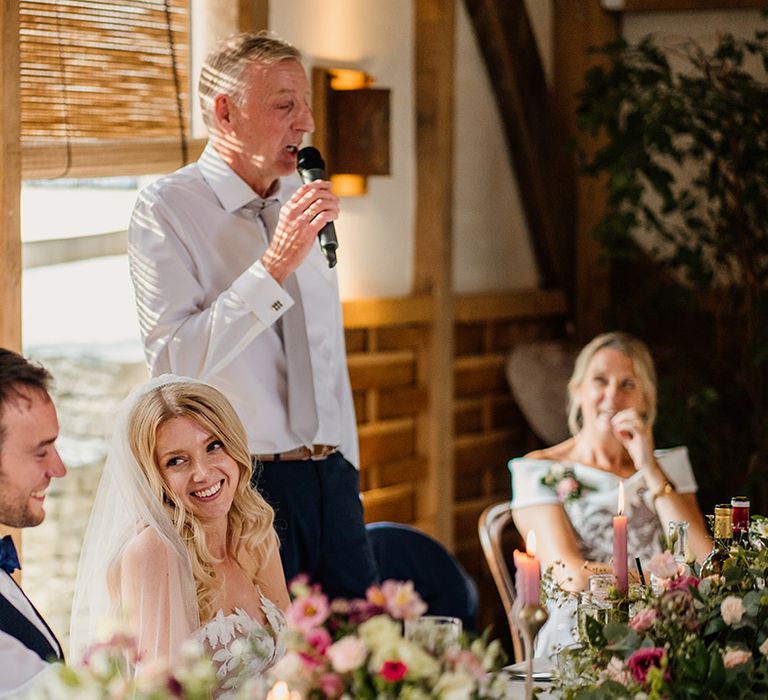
[550,462,566,479]
[358,614,402,650]
[720,595,745,625]
[434,671,476,700]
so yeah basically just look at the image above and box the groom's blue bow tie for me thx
[0,535,20,575]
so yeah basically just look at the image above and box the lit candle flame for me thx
[617,481,625,516]
[267,682,290,700]
[526,530,537,557]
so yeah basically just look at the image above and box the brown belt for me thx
[255,445,338,462]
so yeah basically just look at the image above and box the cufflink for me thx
[272,300,283,311]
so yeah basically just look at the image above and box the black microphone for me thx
[297,146,338,268]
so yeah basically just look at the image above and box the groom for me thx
[0,348,66,696]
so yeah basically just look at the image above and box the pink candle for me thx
[613,482,628,594]
[514,531,540,606]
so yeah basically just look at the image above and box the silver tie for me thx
[244,198,319,446]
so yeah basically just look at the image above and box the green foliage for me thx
[555,518,768,698]
[576,24,768,513]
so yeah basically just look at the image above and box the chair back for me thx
[478,501,524,661]
[366,521,479,630]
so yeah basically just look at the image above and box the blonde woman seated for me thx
[70,376,289,695]
[509,332,710,655]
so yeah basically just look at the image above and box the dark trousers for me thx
[252,451,379,600]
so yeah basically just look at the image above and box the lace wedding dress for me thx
[197,592,286,698]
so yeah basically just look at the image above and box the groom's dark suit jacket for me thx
[0,577,63,663]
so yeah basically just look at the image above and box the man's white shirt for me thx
[128,143,358,464]
[0,571,59,697]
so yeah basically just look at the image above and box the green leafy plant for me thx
[576,19,768,511]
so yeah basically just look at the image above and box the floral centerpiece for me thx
[27,632,217,699]
[266,576,514,699]
[555,516,768,699]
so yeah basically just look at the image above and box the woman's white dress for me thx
[196,593,286,698]
[509,446,699,656]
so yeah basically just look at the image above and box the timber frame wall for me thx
[346,289,568,633]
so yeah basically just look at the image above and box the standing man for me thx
[128,32,377,598]
[0,349,66,695]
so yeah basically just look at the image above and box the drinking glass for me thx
[732,496,750,536]
[403,615,462,654]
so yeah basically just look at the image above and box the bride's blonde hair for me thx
[127,381,276,621]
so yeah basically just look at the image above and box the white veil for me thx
[70,375,202,665]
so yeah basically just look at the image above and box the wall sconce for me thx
[311,67,391,196]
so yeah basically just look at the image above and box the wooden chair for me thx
[478,501,525,661]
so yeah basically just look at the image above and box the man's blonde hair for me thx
[199,31,302,128]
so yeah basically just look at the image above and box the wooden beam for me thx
[414,0,455,547]
[553,0,620,342]
[603,0,765,10]
[0,0,21,567]
[238,0,268,31]
[454,289,567,323]
[462,0,576,297]
[1,1,20,353]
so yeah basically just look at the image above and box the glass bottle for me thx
[731,496,750,538]
[668,520,691,574]
[701,505,733,578]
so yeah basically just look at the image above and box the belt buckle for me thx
[310,445,334,461]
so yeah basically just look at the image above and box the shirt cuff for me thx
[231,260,294,325]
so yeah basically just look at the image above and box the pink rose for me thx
[556,476,580,501]
[318,672,345,698]
[720,596,745,625]
[379,660,408,683]
[286,593,330,632]
[665,575,700,593]
[722,648,752,668]
[602,656,631,685]
[646,551,678,580]
[306,627,332,655]
[327,636,368,673]
[629,607,657,632]
[379,580,428,620]
[627,647,667,685]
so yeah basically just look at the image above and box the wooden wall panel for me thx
[345,290,568,645]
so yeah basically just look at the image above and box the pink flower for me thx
[379,580,428,619]
[556,476,580,501]
[318,672,345,698]
[720,596,745,625]
[629,607,657,632]
[327,636,368,673]
[602,656,631,685]
[646,551,678,580]
[286,593,330,632]
[445,649,485,679]
[627,647,666,684]
[722,648,752,668]
[665,575,700,593]
[379,660,408,683]
[306,627,332,655]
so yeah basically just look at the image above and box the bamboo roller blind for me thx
[19,0,193,178]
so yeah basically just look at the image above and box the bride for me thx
[70,376,289,695]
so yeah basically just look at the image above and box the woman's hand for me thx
[610,408,655,471]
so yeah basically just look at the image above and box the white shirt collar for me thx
[198,143,295,212]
